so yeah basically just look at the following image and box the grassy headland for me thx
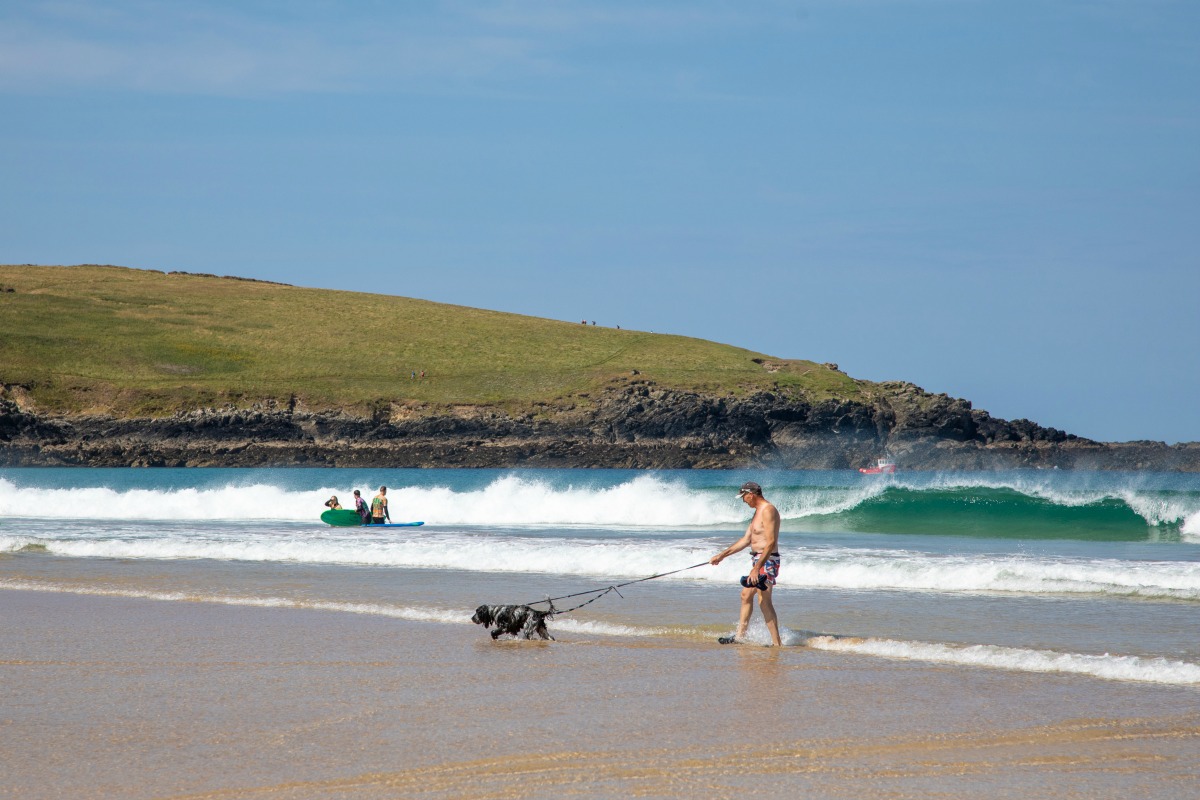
[0,265,865,417]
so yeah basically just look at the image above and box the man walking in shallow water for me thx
[710,481,784,646]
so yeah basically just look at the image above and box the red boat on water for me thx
[859,457,897,475]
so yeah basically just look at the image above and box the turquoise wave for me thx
[786,486,1195,541]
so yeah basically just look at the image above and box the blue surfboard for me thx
[322,510,424,527]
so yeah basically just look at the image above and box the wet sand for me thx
[3,588,1199,800]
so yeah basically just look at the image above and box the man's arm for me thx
[710,530,752,566]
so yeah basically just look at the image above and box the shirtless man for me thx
[710,481,783,646]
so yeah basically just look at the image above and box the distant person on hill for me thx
[710,481,783,647]
[371,486,391,524]
[353,489,370,524]
[324,495,342,510]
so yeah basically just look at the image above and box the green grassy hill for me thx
[0,265,866,417]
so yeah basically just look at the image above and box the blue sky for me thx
[3,1,1198,443]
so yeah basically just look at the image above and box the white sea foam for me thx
[0,479,324,521]
[1,473,1195,529]
[0,530,724,580]
[1181,512,1200,540]
[805,635,1200,686]
[0,475,744,526]
[0,579,663,638]
[0,578,471,624]
[401,474,742,526]
[783,549,1200,600]
[4,529,1200,601]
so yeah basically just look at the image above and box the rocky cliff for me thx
[3,380,1196,470]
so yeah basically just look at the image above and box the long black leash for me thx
[524,561,710,616]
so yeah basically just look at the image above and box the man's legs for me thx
[721,585,782,645]
[735,585,756,638]
[757,587,783,646]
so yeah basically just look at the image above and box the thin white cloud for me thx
[451,0,761,34]
[0,0,775,96]
[0,1,559,95]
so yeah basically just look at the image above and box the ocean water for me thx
[2,467,1200,688]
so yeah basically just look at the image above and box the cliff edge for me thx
[4,380,1196,470]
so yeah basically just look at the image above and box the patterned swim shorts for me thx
[741,552,780,589]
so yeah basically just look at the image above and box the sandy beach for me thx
[4,585,1198,800]
[4,468,1200,798]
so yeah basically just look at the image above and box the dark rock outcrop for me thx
[1,382,1197,470]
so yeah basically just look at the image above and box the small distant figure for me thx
[324,495,342,510]
[420,370,425,378]
[616,325,620,330]
[591,321,596,326]
[581,319,586,325]
[371,486,391,524]
[352,489,370,524]
[411,371,416,379]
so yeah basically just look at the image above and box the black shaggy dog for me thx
[472,604,555,640]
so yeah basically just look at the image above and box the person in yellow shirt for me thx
[370,486,391,524]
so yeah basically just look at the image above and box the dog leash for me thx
[524,561,710,616]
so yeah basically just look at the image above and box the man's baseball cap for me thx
[736,481,762,498]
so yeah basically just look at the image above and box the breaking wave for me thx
[1,473,1197,539]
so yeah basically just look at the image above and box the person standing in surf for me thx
[371,486,391,525]
[710,481,783,646]
[353,489,370,524]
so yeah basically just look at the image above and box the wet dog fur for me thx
[472,604,554,640]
